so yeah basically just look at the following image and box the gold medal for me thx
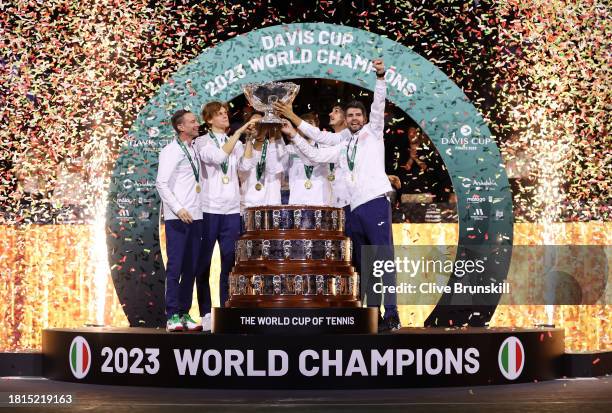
[195,184,201,193]
[304,180,312,189]
[327,174,335,182]
[352,173,355,182]
[255,182,263,191]
[222,175,230,184]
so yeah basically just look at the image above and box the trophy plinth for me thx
[213,205,377,334]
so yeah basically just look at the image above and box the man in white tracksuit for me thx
[194,102,256,331]
[275,59,401,332]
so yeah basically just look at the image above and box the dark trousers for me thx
[350,196,398,316]
[197,212,241,315]
[164,219,203,319]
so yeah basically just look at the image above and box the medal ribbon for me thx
[304,164,314,180]
[209,131,229,175]
[304,143,319,181]
[176,138,200,184]
[346,133,359,172]
[304,142,315,180]
[255,138,269,184]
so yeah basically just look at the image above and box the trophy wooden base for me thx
[226,205,362,324]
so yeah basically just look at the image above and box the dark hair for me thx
[344,100,367,117]
[171,110,192,134]
[243,109,264,123]
[301,111,320,128]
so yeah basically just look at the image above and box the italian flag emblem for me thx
[498,336,525,380]
[69,336,91,379]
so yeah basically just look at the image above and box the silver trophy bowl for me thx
[242,82,300,124]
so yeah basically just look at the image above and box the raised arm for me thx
[273,101,346,146]
[281,120,342,163]
[297,120,346,146]
[198,119,256,165]
[369,59,387,136]
[238,139,257,172]
[291,134,342,164]
[197,138,230,165]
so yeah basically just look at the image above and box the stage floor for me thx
[0,376,610,413]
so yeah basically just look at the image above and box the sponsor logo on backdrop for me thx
[122,179,134,190]
[116,208,134,222]
[473,177,498,190]
[467,194,487,204]
[138,197,155,207]
[498,336,525,380]
[115,197,137,208]
[441,132,492,151]
[470,208,486,221]
[122,178,156,192]
[460,177,499,191]
[114,196,154,210]
[69,336,91,379]
[127,138,171,152]
[147,127,160,137]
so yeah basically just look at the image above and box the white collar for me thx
[176,138,194,148]
[209,130,227,137]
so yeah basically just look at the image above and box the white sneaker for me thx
[201,313,212,332]
[166,314,184,332]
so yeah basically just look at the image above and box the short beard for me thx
[348,123,363,133]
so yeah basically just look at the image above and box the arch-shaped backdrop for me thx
[107,23,513,328]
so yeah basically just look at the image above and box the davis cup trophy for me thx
[211,82,377,334]
[242,81,300,127]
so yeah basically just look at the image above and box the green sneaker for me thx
[181,314,203,332]
[166,314,184,332]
